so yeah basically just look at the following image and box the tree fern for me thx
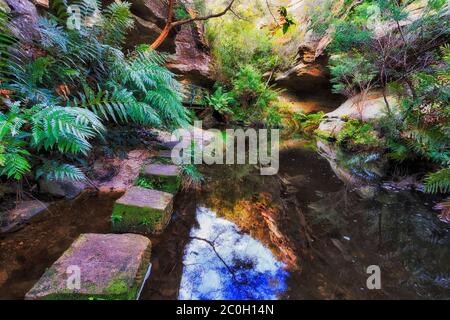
[0,1,190,185]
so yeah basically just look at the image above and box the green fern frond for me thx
[38,17,70,52]
[0,150,31,180]
[102,1,134,46]
[49,0,69,22]
[71,85,128,123]
[36,160,86,181]
[109,50,189,128]
[424,168,450,194]
[0,11,18,85]
[31,105,103,155]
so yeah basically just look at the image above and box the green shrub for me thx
[0,2,189,182]
[207,18,281,82]
[205,85,234,116]
[229,65,279,125]
[310,0,449,193]
[294,111,325,134]
[337,119,380,150]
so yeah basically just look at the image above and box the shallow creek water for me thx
[0,137,448,300]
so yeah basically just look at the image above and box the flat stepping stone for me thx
[142,164,181,194]
[144,164,180,177]
[112,186,174,235]
[25,233,152,300]
[156,150,173,158]
[151,150,182,164]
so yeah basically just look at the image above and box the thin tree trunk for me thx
[382,87,391,115]
[150,0,175,50]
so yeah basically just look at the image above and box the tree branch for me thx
[150,0,236,49]
[171,0,236,27]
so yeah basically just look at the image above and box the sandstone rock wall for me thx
[4,0,40,43]
[127,0,212,86]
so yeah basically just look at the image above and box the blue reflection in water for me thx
[179,207,288,300]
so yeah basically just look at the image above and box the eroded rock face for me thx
[129,0,166,23]
[4,0,40,43]
[94,149,150,193]
[25,233,152,300]
[275,53,333,96]
[128,14,175,53]
[126,0,212,85]
[166,22,212,86]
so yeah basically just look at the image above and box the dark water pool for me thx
[0,139,449,300]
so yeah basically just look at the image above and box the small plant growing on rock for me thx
[337,119,381,151]
[111,212,123,225]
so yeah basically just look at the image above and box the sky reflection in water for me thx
[179,207,288,300]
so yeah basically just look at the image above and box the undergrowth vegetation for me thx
[0,1,189,183]
[309,0,449,194]
[205,8,284,127]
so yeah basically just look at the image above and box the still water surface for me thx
[0,138,448,299]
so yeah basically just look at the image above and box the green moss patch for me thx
[111,187,174,235]
[135,174,181,194]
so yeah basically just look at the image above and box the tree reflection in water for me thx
[179,208,288,300]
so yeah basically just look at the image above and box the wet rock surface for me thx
[94,149,150,193]
[39,179,87,200]
[144,164,180,178]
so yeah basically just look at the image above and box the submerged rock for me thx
[316,140,384,199]
[0,200,49,233]
[25,233,152,300]
[39,179,86,200]
[112,186,174,235]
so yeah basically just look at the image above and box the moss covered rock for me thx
[25,233,152,300]
[112,186,174,235]
[143,164,181,194]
